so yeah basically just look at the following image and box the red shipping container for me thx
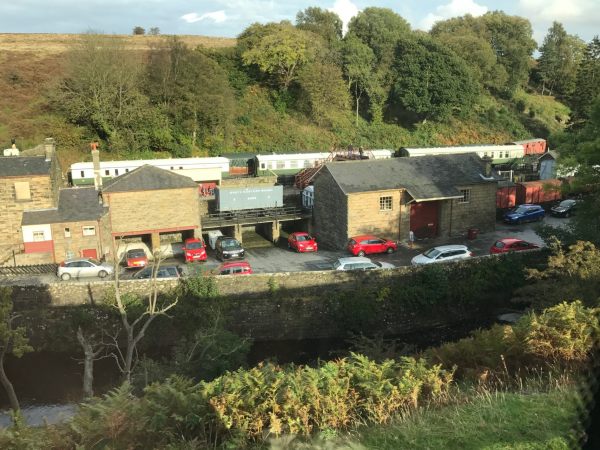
[496,186,516,209]
[516,179,562,204]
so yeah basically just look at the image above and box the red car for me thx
[125,248,148,269]
[490,238,539,254]
[217,261,253,275]
[347,235,398,256]
[287,232,318,253]
[182,238,207,263]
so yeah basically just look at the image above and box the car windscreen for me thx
[186,242,203,249]
[88,258,101,265]
[560,200,574,207]
[221,239,241,249]
[333,261,342,269]
[494,241,505,248]
[348,239,357,246]
[423,248,441,259]
[127,249,145,258]
[296,235,311,242]
[513,207,528,214]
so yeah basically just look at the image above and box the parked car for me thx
[181,238,207,263]
[287,232,318,253]
[333,256,395,271]
[490,238,539,255]
[125,248,148,269]
[217,261,253,275]
[411,245,473,265]
[57,258,114,281]
[347,235,398,257]
[503,204,545,224]
[133,265,182,279]
[550,199,577,218]
[215,236,245,261]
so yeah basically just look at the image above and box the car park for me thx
[490,238,539,254]
[181,238,207,262]
[287,232,318,253]
[347,235,398,257]
[333,256,395,271]
[550,199,577,218]
[57,258,114,281]
[133,265,182,279]
[411,245,473,265]
[503,204,545,224]
[125,248,148,269]
[217,261,253,275]
[215,236,245,261]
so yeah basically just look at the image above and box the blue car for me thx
[503,204,545,224]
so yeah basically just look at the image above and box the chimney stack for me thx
[44,137,56,162]
[481,156,493,178]
[91,142,102,190]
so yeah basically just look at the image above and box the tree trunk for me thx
[77,327,96,398]
[0,351,19,412]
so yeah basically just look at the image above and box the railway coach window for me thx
[80,171,85,177]
[104,169,110,176]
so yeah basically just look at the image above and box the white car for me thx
[411,245,473,265]
[333,256,395,271]
[57,258,114,281]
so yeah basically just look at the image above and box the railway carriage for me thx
[397,144,526,163]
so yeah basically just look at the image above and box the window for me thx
[64,227,71,238]
[171,166,174,170]
[80,170,85,177]
[104,169,110,176]
[14,181,31,201]
[179,166,183,170]
[379,196,393,211]
[125,168,129,173]
[32,231,45,242]
[260,163,266,169]
[82,226,96,236]
[505,151,509,158]
[115,169,119,176]
[458,189,471,204]
[304,160,312,168]
[276,160,285,169]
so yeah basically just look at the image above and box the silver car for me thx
[57,258,114,281]
[333,256,395,271]
[411,245,473,265]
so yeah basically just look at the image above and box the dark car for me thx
[133,265,182,279]
[503,204,545,224]
[215,236,245,261]
[550,199,577,218]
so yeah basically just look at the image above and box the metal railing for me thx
[201,206,311,227]
[0,263,58,276]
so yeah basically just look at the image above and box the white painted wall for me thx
[22,224,52,242]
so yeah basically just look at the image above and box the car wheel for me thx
[357,250,365,257]
[61,273,71,281]
[98,270,108,278]
[386,247,394,254]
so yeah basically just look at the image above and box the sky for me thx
[1,0,599,46]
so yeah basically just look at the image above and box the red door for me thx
[410,202,439,238]
[81,248,98,259]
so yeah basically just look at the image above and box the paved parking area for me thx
[2,216,570,284]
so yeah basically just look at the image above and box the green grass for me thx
[269,384,584,449]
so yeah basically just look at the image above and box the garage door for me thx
[81,248,98,259]
[410,201,439,238]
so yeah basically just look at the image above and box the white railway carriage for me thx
[70,157,230,186]
[369,149,393,159]
[397,144,525,163]
[255,153,332,176]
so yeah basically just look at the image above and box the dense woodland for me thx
[0,6,600,448]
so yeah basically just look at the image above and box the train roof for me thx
[400,144,523,152]
[71,156,229,169]
[255,152,331,161]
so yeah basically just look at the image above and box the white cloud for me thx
[419,0,488,30]
[328,0,359,35]
[518,0,599,24]
[181,10,227,24]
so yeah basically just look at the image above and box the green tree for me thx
[0,287,33,412]
[297,61,350,125]
[481,12,537,94]
[390,36,479,122]
[241,22,315,91]
[133,26,145,35]
[296,7,342,48]
[538,22,585,97]
[342,34,376,124]
[570,36,600,122]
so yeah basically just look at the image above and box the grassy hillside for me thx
[0,33,570,170]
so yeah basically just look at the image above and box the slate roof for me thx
[102,164,198,193]
[322,153,499,201]
[0,156,51,177]
[22,188,107,226]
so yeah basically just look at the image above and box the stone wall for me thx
[347,189,404,242]
[439,183,497,237]
[107,187,200,234]
[312,168,348,249]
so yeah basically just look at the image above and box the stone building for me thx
[0,139,62,262]
[21,188,110,263]
[100,164,201,256]
[312,153,498,249]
